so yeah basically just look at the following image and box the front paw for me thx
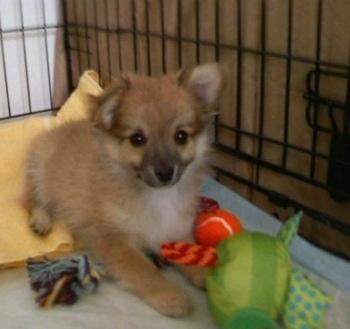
[29,208,52,236]
[144,282,192,317]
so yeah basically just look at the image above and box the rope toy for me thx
[161,196,243,266]
[27,252,168,308]
[27,255,105,309]
[161,242,219,267]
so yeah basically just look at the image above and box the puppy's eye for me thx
[129,133,147,147]
[174,130,188,145]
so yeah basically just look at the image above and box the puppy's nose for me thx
[155,167,174,183]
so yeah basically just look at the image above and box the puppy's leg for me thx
[21,173,53,235]
[92,232,192,317]
[29,206,53,236]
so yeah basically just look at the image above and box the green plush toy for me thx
[207,230,290,329]
[162,211,333,329]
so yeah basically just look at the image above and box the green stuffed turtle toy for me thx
[162,210,333,329]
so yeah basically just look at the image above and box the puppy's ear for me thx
[92,74,131,130]
[178,63,225,118]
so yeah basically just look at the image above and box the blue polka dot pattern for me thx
[283,269,333,329]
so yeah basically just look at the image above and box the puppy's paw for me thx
[29,208,52,236]
[144,282,192,317]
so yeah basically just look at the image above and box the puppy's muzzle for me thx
[154,166,175,183]
[139,148,183,187]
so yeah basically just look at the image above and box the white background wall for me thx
[0,0,59,118]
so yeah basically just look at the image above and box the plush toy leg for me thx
[224,308,278,329]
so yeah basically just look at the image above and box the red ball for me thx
[194,209,244,247]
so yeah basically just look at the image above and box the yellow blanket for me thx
[0,71,103,267]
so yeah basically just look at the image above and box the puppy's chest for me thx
[131,187,195,251]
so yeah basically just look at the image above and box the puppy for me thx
[24,63,225,317]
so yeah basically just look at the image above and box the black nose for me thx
[155,167,174,183]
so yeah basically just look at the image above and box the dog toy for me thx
[27,255,105,309]
[161,242,219,267]
[162,211,333,329]
[195,196,244,247]
[195,208,244,247]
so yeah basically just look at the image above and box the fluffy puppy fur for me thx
[24,63,225,317]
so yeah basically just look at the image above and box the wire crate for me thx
[1,0,349,258]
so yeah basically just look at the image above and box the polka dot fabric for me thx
[283,269,333,329]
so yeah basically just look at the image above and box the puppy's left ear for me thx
[178,63,226,118]
[91,74,131,130]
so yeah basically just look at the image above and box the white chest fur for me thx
[130,185,196,252]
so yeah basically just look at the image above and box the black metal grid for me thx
[1,0,349,257]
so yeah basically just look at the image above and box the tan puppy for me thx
[24,63,225,317]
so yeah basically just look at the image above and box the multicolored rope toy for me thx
[27,255,105,309]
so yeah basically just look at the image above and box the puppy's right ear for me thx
[178,63,226,119]
[91,74,131,130]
